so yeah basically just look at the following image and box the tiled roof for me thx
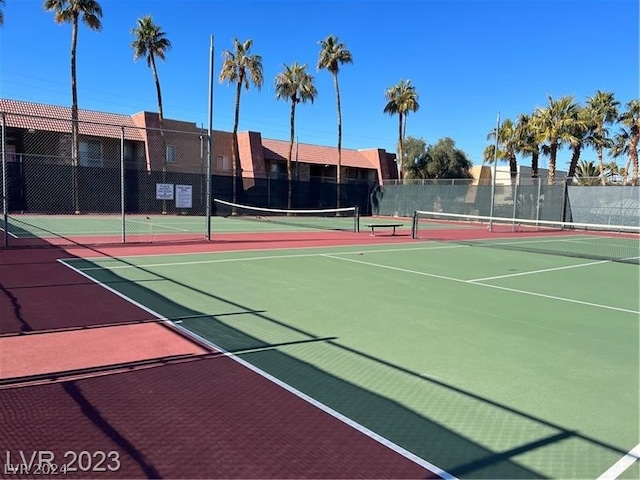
[0,99,145,141]
[261,138,379,169]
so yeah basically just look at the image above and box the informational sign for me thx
[156,183,174,200]
[175,184,193,209]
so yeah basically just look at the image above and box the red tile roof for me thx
[261,138,379,169]
[0,99,145,141]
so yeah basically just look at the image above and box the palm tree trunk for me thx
[596,146,606,185]
[150,53,167,213]
[630,132,639,186]
[232,78,242,208]
[397,114,403,181]
[531,149,539,178]
[567,144,582,179]
[287,99,296,210]
[334,73,342,209]
[548,142,558,185]
[71,15,80,214]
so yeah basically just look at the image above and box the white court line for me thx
[597,443,640,479]
[125,218,190,232]
[57,258,457,480]
[0,227,19,239]
[71,244,467,271]
[74,249,639,315]
[324,255,640,315]
[469,259,609,282]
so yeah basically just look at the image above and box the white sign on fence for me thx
[175,184,193,209]
[156,183,174,200]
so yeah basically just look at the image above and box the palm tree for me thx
[574,160,600,185]
[219,38,263,205]
[0,0,5,25]
[604,160,624,184]
[383,79,420,181]
[484,118,518,182]
[131,15,171,212]
[617,99,640,185]
[317,34,353,208]
[565,105,590,179]
[275,63,317,209]
[534,95,580,185]
[514,113,542,178]
[585,91,619,185]
[43,0,103,214]
[131,15,171,133]
[611,128,632,184]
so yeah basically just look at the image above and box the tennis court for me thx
[2,202,366,245]
[55,219,639,479]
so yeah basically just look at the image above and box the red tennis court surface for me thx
[0,232,440,478]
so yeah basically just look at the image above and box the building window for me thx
[166,145,177,164]
[217,155,231,171]
[79,139,102,167]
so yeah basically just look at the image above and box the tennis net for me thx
[212,199,360,233]
[412,210,640,265]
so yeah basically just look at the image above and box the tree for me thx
[219,39,264,205]
[585,91,619,185]
[43,0,103,214]
[423,137,472,179]
[534,95,580,185]
[484,118,518,182]
[574,160,600,185]
[0,0,5,25]
[317,34,352,208]
[565,105,590,179]
[131,15,171,212]
[514,113,542,178]
[616,99,640,185]
[383,79,420,181]
[275,63,317,209]
[131,15,171,133]
[611,128,632,184]
[402,136,428,179]
[604,160,625,184]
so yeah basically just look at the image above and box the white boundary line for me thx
[468,259,609,282]
[597,443,640,479]
[57,258,457,480]
[70,244,467,271]
[69,248,639,315]
[324,255,640,315]
[125,218,191,232]
[0,227,19,239]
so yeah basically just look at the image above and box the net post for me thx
[535,177,542,226]
[354,206,359,233]
[511,181,519,232]
[411,210,418,239]
[561,177,569,222]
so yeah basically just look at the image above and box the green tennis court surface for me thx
[63,238,639,479]
[4,213,372,239]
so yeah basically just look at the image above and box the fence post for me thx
[2,113,7,247]
[121,126,126,243]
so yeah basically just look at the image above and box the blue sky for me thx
[1,0,638,170]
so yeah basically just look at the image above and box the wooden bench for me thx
[366,223,403,236]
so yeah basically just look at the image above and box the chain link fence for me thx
[373,178,639,227]
[3,111,638,247]
[1,112,211,246]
